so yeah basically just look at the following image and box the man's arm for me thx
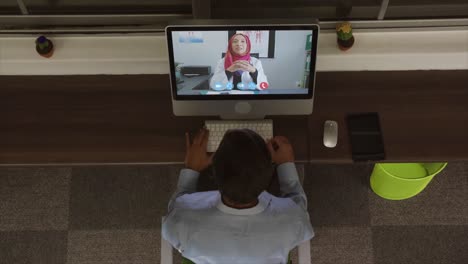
[167,168,200,212]
[267,136,308,211]
[277,162,308,211]
[168,128,212,212]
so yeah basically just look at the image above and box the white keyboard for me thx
[205,119,273,152]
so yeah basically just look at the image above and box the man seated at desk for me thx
[162,128,314,264]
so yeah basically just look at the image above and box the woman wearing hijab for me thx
[210,33,269,91]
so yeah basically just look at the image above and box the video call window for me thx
[170,29,314,96]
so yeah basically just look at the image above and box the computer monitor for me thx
[166,20,319,119]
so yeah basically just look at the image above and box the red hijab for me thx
[224,33,251,70]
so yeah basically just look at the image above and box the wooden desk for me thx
[309,71,468,163]
[1,71,467,165]
[0,75,308,165]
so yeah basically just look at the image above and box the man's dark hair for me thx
[212,129,273,204]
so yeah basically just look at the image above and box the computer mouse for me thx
[323,120,338,148]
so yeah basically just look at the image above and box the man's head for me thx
[212,129,273,204]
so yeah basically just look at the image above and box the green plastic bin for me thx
[370,163,447,200]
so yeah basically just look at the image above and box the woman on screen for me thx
[210,33,269,91]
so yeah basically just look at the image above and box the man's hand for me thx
[185,128,212,172]
[267,136,295,165]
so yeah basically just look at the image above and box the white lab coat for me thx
[209,57,268,90]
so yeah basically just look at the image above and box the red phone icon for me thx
[259,82,269,89]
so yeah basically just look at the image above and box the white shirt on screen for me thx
[209,57,269,90]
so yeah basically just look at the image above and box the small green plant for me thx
[175,62,183,71]
[336,22,355,51]
[336,22,353,41]
[36,36,50,50]
[35,36,54,57]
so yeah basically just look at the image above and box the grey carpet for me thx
[67,229,161,264]
[372,225,468,264]
[305,164,372,227]
[0,167,71,231]
[0,162,467,264]
[0,230,68,264]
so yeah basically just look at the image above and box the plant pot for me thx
[337,36,355,51]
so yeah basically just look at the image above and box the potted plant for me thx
[336,22,355,51]
[35,36,54,58]
[175,62,183,83]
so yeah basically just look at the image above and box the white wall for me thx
[172,31,228,74]
[261,30,309,89]
[1,29,468,75]
[0,35,169,75]
[172,30,310,89]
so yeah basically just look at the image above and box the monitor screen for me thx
[167,25,318,100]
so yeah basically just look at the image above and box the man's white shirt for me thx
[162,162,314,264]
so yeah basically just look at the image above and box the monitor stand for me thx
[219,102,266,120]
